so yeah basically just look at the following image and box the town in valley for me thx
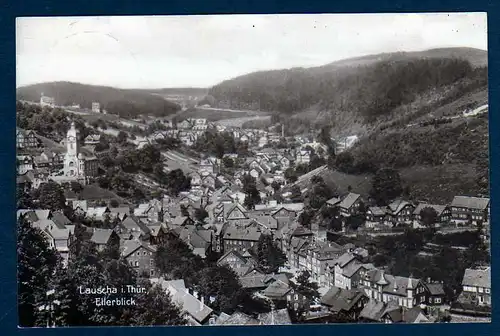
[16,14,490,327]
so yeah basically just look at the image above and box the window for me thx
[150,259,154,266]
[150,269,154,276]
[294,294,298,300]
[134,261,139,267]
[485,288,490,294]
[478,287,484,293]
[435,298,441,304]
[420,296,425,303]
[287,295,291,301]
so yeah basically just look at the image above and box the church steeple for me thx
[66,122,79,156]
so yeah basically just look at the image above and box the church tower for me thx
[64,122,84,178]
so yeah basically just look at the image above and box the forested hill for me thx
[207,47,487,127]
[16,81,181,118]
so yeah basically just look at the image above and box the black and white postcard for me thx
[16,13,490,327]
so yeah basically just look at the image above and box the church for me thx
[62,122,99,182]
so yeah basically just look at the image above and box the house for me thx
[424,281,446,306]
[295,150,310,165]
[320,286,369,321]
[222,224,262,254]
[386,200,415,226]
[413,203,451,226]
[172,226,213,258]
[450,196,490,225]
[359,269,428,309]
[40,93,55,107]
[366,206,390,228]
[109,207,130,221]
[151,278,213,326]
[89,228,120,252]
[17,155,34,175]
[84,134,101,146]
[379,305,430,323]
[177,120,192,130]
[86,206,111,222]
[338,193,363,218]
[121,239,158,277]
[16,128,39,149]
[258,136,268,148]
[459,266,491,306]
[217,250,248,270]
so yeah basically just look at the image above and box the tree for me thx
[18,216,60,327]
[117,131,128,144]
[284,168,298,183]
[290,185,303,203]
[222,156,234,168]
[370,168,403,206]
[70,181,83,194]
[334,152,355,174]
[420,207,439,228]
[165,169,191,196]
[38,181,67,211]
[308,178,334,209]
[194,208,209,223]
[197,265,244,313]
[242,174,261,210]
[294,270,320,301]
[271,181,281,193]
[256,234,287,274]
[123,282,187,326]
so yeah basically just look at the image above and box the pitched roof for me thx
[402,306,429,323]
[334,252,358,268]
[51,211,71,229]
[90,228,114,245]
[153,278,213,323]
[413,203,448,216]
[261,280,291,299]
[451,196,490,210]
[34,209,51,220]
[326,197,341,206]
[359,300,386,321]
[368,206,389,216]
[218,312,261,325]
[462,267,490,288]
[223,225,262,241]
[239,275,269,289]
[425,283,445,296]
[258,309,292,325]
[339,193,361,209]
[388,200,412,214]
[320,286,366,312]
[120,239,156,258]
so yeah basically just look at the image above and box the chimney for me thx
[200,296,205,311]
[427,277,431,284]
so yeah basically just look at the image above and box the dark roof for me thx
[425,283,445,296]
[218,312,261,325]
[402,306,428,323]
[223,225,262,241]
[320,286,366,312]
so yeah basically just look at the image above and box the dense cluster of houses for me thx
[16,107,491,325]
[17,177,491,324]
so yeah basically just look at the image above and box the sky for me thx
[16,13,488,89]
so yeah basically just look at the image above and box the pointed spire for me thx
[407,274,414,289]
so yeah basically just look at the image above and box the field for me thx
[400,164,485,204]
[287,166,373,197]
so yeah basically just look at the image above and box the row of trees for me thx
[192,130,249,159]
[16,101,93,142]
